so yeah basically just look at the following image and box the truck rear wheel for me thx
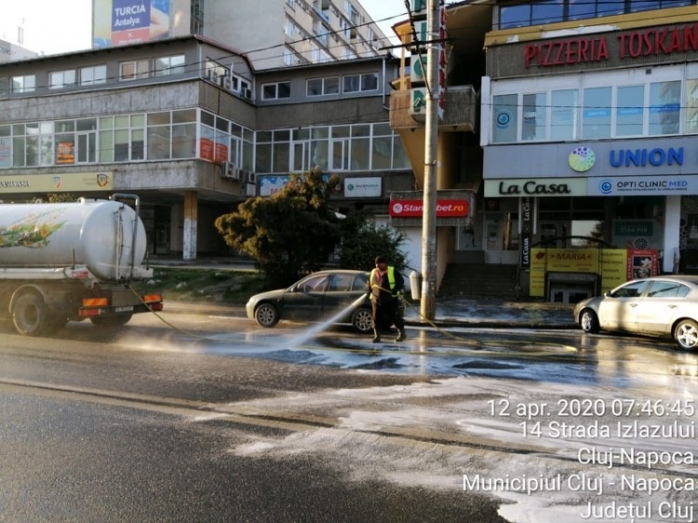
[12,292,49,336]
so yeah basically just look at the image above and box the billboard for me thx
[93,0,172,48]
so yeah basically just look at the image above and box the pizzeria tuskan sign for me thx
[525,23,698,68]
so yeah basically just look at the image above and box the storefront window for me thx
[522,92,546,141]
[650,80,680,135]
[685,79,698,133]
[582,87,611,139]
[493,94,518,143]
[616,85,644,136]
[551,89,577,140]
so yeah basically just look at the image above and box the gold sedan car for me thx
[574,275,698,351]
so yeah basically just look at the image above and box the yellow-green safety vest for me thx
[370,266,398,296]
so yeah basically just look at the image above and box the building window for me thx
[147,112,172,160]
[522,92,546,141]
[499,0,692,29]
[649,80,681,135]
[307,76,339,96]
[119,60,149,81]
[171,109,197,159]
[343,73,378,93]
[262,82,291,100]
[492,94,518,143]
[99,114,145,163]
[12,74,36,93]
[616,85,644,137]
[490,65,697,143]
[49,70,76,90]
[79,65,107,86]
[283,50,295,66]
[76,118,98,163]
[285,17,296,38]
[532,0,563,25]
[550,89,578,141]
[154,54,185,76]
[582,86,612,139]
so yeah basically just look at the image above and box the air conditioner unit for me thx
[243,171,256,184]
[205,69,218,83]
[218,76,232,90]
[220,162,242,180]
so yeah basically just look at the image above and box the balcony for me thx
[390,85,478,133]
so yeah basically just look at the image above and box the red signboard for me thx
[390,199,469,218]
[524,23,698,68]
[627,249,659,280]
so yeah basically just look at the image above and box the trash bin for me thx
[409,271,422,300]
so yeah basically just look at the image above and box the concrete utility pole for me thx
[420,0,440,321]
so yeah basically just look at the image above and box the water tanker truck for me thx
[0,193,163,335]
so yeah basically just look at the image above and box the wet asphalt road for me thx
[0,318,510,523]
[1,312,697,522]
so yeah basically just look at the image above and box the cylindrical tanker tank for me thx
[0,198,148,281]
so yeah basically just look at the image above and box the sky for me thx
[0,0,409,57]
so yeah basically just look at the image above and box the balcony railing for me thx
[390,85,478,133]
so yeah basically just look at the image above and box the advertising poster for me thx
[530,248,629,296]
[93,0,171,48]
[56,141,76,164]
[627,249,659,280]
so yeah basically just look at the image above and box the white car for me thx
[573,275,698,350]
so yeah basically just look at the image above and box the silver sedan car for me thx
[573,275,698,350]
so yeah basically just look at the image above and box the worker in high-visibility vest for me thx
[368,256,406,343]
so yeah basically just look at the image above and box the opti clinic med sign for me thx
[389,199,469,217]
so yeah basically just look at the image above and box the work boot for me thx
[395,328,406,342]
[372,329,381,343]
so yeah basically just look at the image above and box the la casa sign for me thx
[390,199,469,217]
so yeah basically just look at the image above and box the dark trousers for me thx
[371,299,404,330]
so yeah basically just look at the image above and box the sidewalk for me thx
[151,257,577,329]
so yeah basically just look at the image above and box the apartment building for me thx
[92,0,389,70]
[390,0,698,300]
[0,36,410,259]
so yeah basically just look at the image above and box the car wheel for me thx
[673,319,698,351]
[255,303,279,328]
[351,307,373,334]
[579,309,600,334]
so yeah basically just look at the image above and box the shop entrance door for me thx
[485,213,519,264]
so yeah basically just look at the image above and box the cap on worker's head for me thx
[375,256,387,265]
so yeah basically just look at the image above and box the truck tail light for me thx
[142,293,162,304]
